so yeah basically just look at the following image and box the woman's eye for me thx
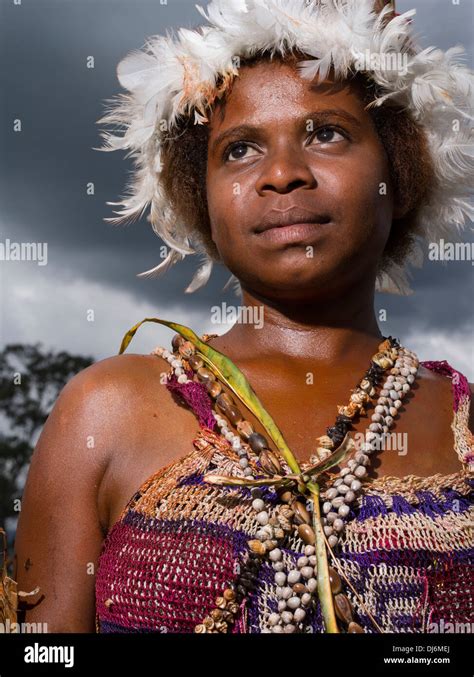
[225,142,258,162]
[312,127,346,144]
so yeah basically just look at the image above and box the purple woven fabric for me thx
[166,371,217,430]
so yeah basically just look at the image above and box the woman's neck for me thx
[217,284,383,365]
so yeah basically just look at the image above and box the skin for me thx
[13,61,474,632]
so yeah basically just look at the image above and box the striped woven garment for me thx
[95,356,474,633]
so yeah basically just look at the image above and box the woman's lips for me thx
[255,221,331,244]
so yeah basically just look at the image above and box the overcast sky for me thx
[0,0,473,379]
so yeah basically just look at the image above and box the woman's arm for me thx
[13,359,121,633]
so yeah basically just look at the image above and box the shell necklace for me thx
[155,335,419,633]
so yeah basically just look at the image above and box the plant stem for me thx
[311,485,339,634]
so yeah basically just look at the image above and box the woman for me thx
[13,0,473,633]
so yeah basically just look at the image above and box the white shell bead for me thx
[269,548,282,562]
[275,572,286,586]
[338,504,350,517]
[325,488,338,500]
[287,597,301,610]
[294,608,306,622]
[287,570,301,585]
[301,566,314,580]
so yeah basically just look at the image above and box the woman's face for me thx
[206,60,398,303]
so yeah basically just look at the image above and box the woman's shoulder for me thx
[417,359,473,431]
[68,351,169,388]
[60,351,176,415]
[51,350,183,459]
[415,360,473,468]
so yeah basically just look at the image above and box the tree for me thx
[0,344,94,570]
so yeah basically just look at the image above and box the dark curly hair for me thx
[159,50,434,279]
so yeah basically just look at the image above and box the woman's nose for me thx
[255,143,317,195]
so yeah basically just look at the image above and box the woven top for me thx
[95,357,474,633]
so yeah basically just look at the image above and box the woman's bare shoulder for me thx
[66,352,170,394]
[416,363,473,434]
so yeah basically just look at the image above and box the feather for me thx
[185,256,214,293]
[116,50,158,91]
[136,249,184,279]
[222,273,243,296]
[376,266,413,296]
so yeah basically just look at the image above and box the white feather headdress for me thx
[95,0,474,295]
